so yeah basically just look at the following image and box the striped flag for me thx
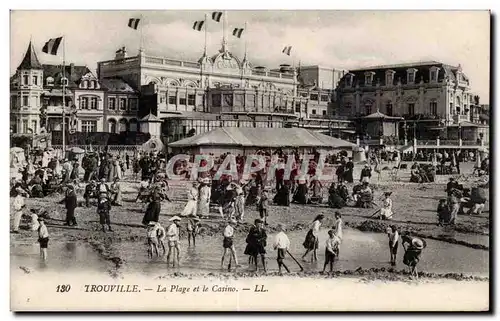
[42,37,63,55]
[128,18,140,30]
[282,46,292,56]
[232,28,244,38]
[193,20,205,31]
[212,12,223,22]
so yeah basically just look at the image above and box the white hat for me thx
[169,216,182,222]
[201,177,211,184]
[412,238,425,250]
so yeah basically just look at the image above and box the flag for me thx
[128,18,140,30]
[212,12,223,22]
[282,46,292,56]
[232,28,244,38]
[42,37,63,55]
[193,20,205,31]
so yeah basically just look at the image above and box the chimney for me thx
[70,63,75,80]
[115,47,127,60]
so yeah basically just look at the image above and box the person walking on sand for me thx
[274,223,291,274]
[12,187,26,233]
[322,229,340,273]
[181,182,199,217]
[97,195,113,232]
[37,217,49,261]
[166,216,182,267]
[244,218,267,272]
[147,221,166,258]
[258,186,270,225]
[333,212,343,242]
[187,217,201,247]
[221,219,239,271]
[60,185,78,226]
[387,225,399,266]
[302,214,324,262]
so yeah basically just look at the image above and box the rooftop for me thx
[18,41,42,70]
[349,61,458,71]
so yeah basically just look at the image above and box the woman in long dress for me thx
[302,214,324,262]
[198,179,211,218]
[181,182,199,217]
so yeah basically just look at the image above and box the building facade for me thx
[336,61,489,143]
[10,41,140,136]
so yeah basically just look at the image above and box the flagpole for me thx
[204,13,208,56]
[140,14,144,53]
[62,35,66,155]
[222,10,227,52]
[244,21,248,59]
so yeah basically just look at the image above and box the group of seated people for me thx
[410,163,436,183]
[328,181,374,209]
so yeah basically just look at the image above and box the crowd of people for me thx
[10,144,489,276]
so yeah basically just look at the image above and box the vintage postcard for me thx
[9,10,490,311]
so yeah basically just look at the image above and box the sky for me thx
[10,10,490,102]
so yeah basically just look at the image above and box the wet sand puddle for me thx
[113,228,489,277]
[11,240,109,273]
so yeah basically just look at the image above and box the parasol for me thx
[69,147,85,154]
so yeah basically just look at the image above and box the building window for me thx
[179,98,187,105]
[90,97,97,109]
[430,101,437,115]
[321,95,329,102]
[11,96,17,108]
[312,109,316,115]
[88,80,94,89]
[212,94,221,107]
[450,103,453,115]
[300,92,308,98]
[61,77,68,86]
[322,110,327,116]
[310,94,318,101]
[346,74,353,87]
[407,69,417,84]
[46,77,54,86]
[130,99,138,111]
[430,71,437,82]
[386,102,393,116]
[80,97,88,109]
[365,74,373,86]
[408,103,415,116]
[119,98,126,110]
[365,104,372,115]
[223,94,233,107]
[188,94,196,106]
[108,97,116,110]
[168,94,176,105]
[81,120,97,132]
[22,120,28,133]
[31,120,37,133]
[22,96,29,106]
[23,75,29,85]
[295,102,301,113]
[33,76,38,86]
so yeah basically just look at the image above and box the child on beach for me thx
[37,217,49,261]
[221,219,239,271]
[322,230,340,273]
[258,187,270,226]
[187,217,201,247]
[387,225,399,266]
[273,223,291,274]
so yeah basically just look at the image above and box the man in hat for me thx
[37,217,49,261]
[221,219,239,271]
[11,187,26,233]
[84,180,97,207]
[360,164,372,183]
[258,186,270,225]
[344,157,354,183]
[187,216,201,247]
[166,216,182,267]
[244,218,267,272]
[59,185,78,226]
[97,194,112,232]
[273,223,291,274]
[401,232,426,279]
[181,182,199,217]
